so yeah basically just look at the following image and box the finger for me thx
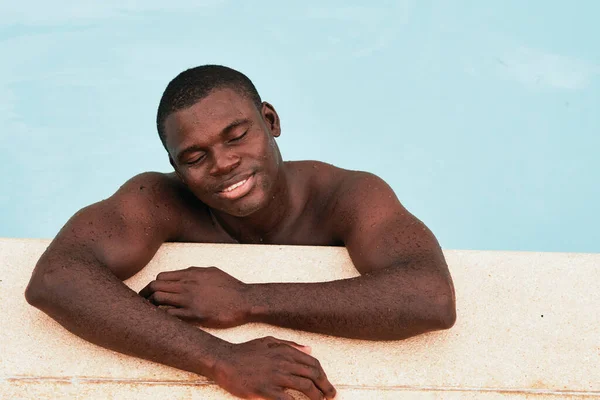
[139,280,182,298]
[287,363,335,399]
[289,353,336,399]
[281,376,323,400]
[155,268,192,281]
[272,338,312,354]
[148,291,186,307]
[262,390,293,400]
[138,281,154,298]
[165,307,197,321]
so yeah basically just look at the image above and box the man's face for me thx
[164,88,282,217]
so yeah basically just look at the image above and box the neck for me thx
[212,165,294,243]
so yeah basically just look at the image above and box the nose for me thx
[209,147,241,176]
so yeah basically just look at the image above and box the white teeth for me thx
[223,179,247,192]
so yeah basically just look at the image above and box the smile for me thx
[217,174,255,200]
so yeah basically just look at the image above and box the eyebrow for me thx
[220,118,250,137]
[176,118,250,162]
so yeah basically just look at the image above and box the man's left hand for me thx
[139,266,252,328]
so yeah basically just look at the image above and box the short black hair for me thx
[156,65,262,148]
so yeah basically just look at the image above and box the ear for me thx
[169,157,185,184]
[261,102,281,138]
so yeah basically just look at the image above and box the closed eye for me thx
[186,154,206,165]
[229,131,248,143]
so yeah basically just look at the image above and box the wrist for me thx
[245,283,269,323]
[198,338,235,380]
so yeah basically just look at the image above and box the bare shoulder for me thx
[289,160,392,204]
[335,169,395,205]
[48,171,197,280]
[288,161,397,238]
[110,171,191,214]
[287,160,357,188]
[114,171,185,199]
[65,171,184,232]
[90,172,187,232]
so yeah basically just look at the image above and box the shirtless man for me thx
[25,65,456,400]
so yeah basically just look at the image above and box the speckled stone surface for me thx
[1,238,599,399]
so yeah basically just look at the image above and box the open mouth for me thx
[217,174,255,200]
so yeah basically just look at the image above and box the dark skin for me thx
[25,88,456,400]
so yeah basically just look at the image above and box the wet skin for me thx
[25,88,456,400]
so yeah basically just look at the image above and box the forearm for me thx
[247,266,455,340]
[25,250,229,378]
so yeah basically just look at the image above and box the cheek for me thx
[181,171,212,194]
[269,135,278,153]
[261,137,280,166]
[257,173,271,191]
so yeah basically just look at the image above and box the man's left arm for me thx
[248,172,455,340]
[142,172,456,340]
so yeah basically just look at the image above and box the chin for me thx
[228,197,268,217]
[208,189,269,218]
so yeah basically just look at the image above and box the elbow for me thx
[25,263,64,309]
[24,282,39,306]
[437,297,456,330]
[25,281,47,309]
[412,283,456,333]
[428,271,457,331]
[430,291,456,331]
[25,270,50,308]
[385,296,456,340]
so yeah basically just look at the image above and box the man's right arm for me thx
[24,173,335,400]
[25,173,226,376]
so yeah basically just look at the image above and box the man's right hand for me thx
[212,336,336,400]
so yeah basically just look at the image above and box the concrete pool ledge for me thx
[1,238,599,399]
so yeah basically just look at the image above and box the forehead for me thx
[164,88,256,146]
